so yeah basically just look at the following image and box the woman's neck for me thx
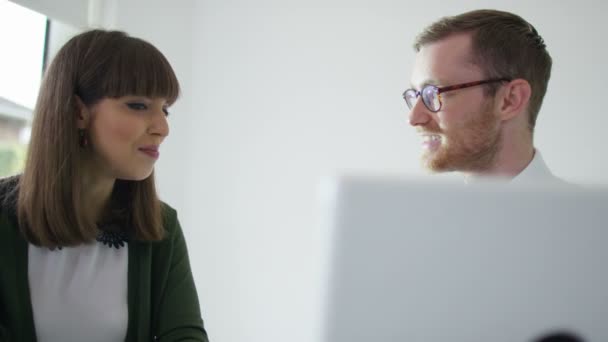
[80,172,115,224]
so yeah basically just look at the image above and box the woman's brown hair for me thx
[18,29,180,248]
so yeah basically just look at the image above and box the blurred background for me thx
[2,1,607,341]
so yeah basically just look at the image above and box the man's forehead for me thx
[410,33,480,88]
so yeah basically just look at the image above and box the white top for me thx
[510,149,568,185]
[465,149,570,186]
[28,242,129,342]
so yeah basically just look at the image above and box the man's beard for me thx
[421,101,502,173]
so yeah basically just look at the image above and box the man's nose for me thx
[408,97,432,126]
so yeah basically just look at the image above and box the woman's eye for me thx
[163,107,170,117]
[127,103,147,110]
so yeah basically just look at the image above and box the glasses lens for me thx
[403,89,418,109]
[421,86,440,112]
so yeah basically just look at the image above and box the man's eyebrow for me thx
[410,78,441,89]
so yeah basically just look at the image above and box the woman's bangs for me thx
[100,39,180,104]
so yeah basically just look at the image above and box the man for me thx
[403,9,565,184]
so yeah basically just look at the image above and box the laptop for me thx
[320,176,608,342]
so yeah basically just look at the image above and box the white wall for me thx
[8,1,608,342]
[185,2,608,342]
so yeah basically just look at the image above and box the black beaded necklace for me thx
[54,229,129,251]
[96,229,129,249]
[55,213,130,251]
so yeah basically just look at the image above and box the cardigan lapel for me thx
[125,240,152,341]
[10,220,37,341]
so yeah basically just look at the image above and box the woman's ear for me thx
[75,95,89,129]
[496,79,532,122]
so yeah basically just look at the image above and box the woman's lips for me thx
[139,146,160,159]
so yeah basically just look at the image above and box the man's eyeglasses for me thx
[403,78,511,113]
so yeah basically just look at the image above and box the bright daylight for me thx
[0,0,47,176]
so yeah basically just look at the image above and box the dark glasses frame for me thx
[403,78,511,112]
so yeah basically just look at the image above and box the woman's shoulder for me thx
[0,175,20,240]
[0,174,19,197]
[160,201,177,217]
[146,202,188,253]
[160,201,177,224]
[0,175,19,214]
[159,201,182,238]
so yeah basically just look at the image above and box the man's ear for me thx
[75,95,90,129]
[495,79,532,122]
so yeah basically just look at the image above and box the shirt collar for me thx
[510,149,555,184]
[463,149,554,185]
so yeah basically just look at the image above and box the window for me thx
[0,0,47,177]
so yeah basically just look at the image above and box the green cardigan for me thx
[0,178,209,341]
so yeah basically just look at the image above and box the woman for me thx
[0,30,208,341]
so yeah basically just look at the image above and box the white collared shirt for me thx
[465,149,570,186]
[510,150,569,186]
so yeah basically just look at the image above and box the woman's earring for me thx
[78,129,88,148]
